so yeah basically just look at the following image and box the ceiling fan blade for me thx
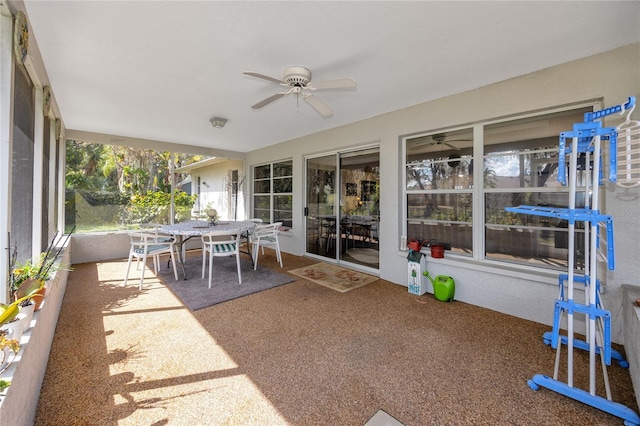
[251,92,288,109]
[304,94,333,118]
[308,77,357,90]
[443,142,460,151]
[243,71,285,85]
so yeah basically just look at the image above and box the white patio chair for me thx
[139,222,175,267]
[123,232,179,290]
[202,230,242,288]
[139,223,173,242]
[242,218,263,249]
[251,222,283,270]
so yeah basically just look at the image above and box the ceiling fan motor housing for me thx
[283,66,311,86]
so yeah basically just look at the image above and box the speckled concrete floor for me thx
[35,251,637,425]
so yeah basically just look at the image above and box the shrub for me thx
[124,190,196,224]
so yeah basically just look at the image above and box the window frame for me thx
[404,125,475,257]
[402,101,601,273]
[252,159,293,230]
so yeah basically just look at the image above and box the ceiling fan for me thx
[243,66,356,118]
[415,134,462,151]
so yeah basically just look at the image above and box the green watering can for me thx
[423,271,455,302]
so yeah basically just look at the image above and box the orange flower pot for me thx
[32,287,47,311]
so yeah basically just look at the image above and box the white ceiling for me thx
[20,1,640,154]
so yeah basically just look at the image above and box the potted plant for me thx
[0,303,23,376]
[12,254,52,311]
[0,328,20,375]
[11,232,73,308]
[206,208,219,225]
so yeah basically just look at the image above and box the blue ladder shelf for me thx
[504,205,615,270]
[542,274,629,367]
[528,375,640,426]
[517,98,640,425]
[542,332,629,368]
[547,298,612,365]
[556,121,618,186]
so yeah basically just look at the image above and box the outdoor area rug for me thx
[288,262,377,293]
[157,256,293,310]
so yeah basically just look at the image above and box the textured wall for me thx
[0,245,71,426]
[623,285,640,412]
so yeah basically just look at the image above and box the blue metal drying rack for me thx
[542,273,629,369]
[506,97,640,425]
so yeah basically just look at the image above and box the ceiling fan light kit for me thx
[243,65,356,118]
[283,66,312,86]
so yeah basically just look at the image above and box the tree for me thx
[65,140,205,229]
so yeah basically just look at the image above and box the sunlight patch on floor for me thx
[95,260,287,425]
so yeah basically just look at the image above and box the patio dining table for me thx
[160,220,257,279]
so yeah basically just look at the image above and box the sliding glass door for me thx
[305,154,336,258]
[305,148,379,271]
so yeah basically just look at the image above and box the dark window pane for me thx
[41,118,51,251]
[274,195,292,211]
[11,64,35,262]
[274,214,292,228]
[253,195,270,209]
[406,222,472,255]
[407,193,472,222]
[484,225,582,270]
[254,180,271,194]
[255,210,270,222]
[254,165,271,179]
[54,136,60,231]
[273,177,292,193]
[484,192,583,227]
[273,160,292,177]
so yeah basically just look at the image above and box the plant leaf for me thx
[0,304,19,326]
[15,279,44,300]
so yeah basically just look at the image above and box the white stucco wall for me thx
[190,159,246,221]
[623,285,640,411]
[244,43,640,344]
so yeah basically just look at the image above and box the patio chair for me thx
[320,218,337,253]
[140,222,175,266]
[242,218,263,249]
[139,223,173,241]
[251,222,283,270]
[202,230,242,287]
[123,232,179,290]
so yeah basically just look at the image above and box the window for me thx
[41,116,51,250]
[406,128,474,255]
[404,105,595,271]
[11,63,35,262]
[65,142,205,233]
[483,108,591,269]
[253,160,293,229]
